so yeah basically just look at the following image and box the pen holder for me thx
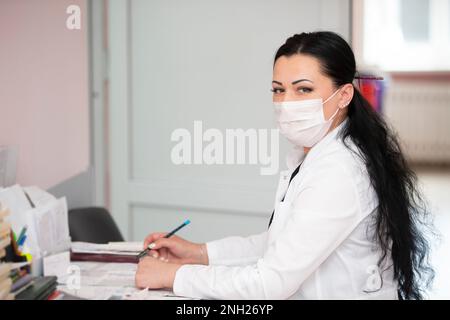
[3,233,31,273]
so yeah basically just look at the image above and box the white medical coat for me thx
[173,119,399,299]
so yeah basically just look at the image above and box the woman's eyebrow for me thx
[272,79,314,86]
[291,78,313,85]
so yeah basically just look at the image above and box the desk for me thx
[56,261,194,300]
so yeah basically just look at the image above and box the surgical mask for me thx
[273,87,344,147]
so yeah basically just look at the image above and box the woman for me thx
[135,31,434,300]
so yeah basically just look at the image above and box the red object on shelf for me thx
[357,74,385,113]
[47,290,62,300]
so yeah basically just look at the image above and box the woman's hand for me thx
[135,256,181,289]
[142,232,209,265]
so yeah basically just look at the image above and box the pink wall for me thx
[0,0,89,189]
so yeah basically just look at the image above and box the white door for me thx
[107,0,350,242]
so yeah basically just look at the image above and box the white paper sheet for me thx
[31,197,71,255]
[57,285,125,300]
[0,184,32,233]
[107,241,143,252]
[71,241,142,256]
[22,186,56,207]
[122,288,194,300]
[0,185,70,259]
[43,251,71,281]
[58,261,137,287]
[11,261,31,269]
[57,261,196,300]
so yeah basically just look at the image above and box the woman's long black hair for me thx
[274,31,435,299]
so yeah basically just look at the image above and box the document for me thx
[0,185,70,258]
[0,184,32,233]
[58,285,125,300]
[31,197,71,255]
[106,241,143,252]
[58,261,137,287]
[43,251,71,281]
[57,261,194,300]
[71,241,142,256]
[22,186,56,207]
[121,288,194,300]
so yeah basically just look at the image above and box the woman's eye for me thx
[297,87,312,93]
[271,88,284,94]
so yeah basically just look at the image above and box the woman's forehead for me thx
[273,54,324,83]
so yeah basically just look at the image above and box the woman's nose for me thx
[281,89,298,102]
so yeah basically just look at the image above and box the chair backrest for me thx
[68,207,124,243]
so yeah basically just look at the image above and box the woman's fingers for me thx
[143,232,167,249]
[143,248,168,261]
[148,249,159,258]
[159,248,169,262]
[141,234,186,262]
[145,239,177,262]
[150,238,176,251]
[143,233,163,248]
[146,250,169,263]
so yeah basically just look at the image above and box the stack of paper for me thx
[71,242,143,256]
[0,185,71,260]
[56,261,195,300]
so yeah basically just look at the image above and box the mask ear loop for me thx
[325,85,347,122]
[323,86,343,105]
[355,70,361,90]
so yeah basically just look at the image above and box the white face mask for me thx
[273,87,344,147]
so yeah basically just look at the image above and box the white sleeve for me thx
[173,162,364,299]
[205,231,267,266]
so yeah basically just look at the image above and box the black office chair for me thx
[68,207,124,243]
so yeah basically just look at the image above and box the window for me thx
[360,0,450,71]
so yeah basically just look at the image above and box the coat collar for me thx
[285,117,349,171]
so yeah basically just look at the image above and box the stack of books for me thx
[9,263,34,298]
[71,241,142,263]
[6,259,57,300]
[15,276,57,300]
[0,202,14,300]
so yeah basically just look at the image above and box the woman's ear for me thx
[339,83,354,109]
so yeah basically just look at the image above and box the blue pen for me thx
[18,235,27,252]
[18,234,27,247]
[137,219,191,259]
[17,225,27,245]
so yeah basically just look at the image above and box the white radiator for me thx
[383,80,450,164]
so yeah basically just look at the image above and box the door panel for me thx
[108,0,350,241]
